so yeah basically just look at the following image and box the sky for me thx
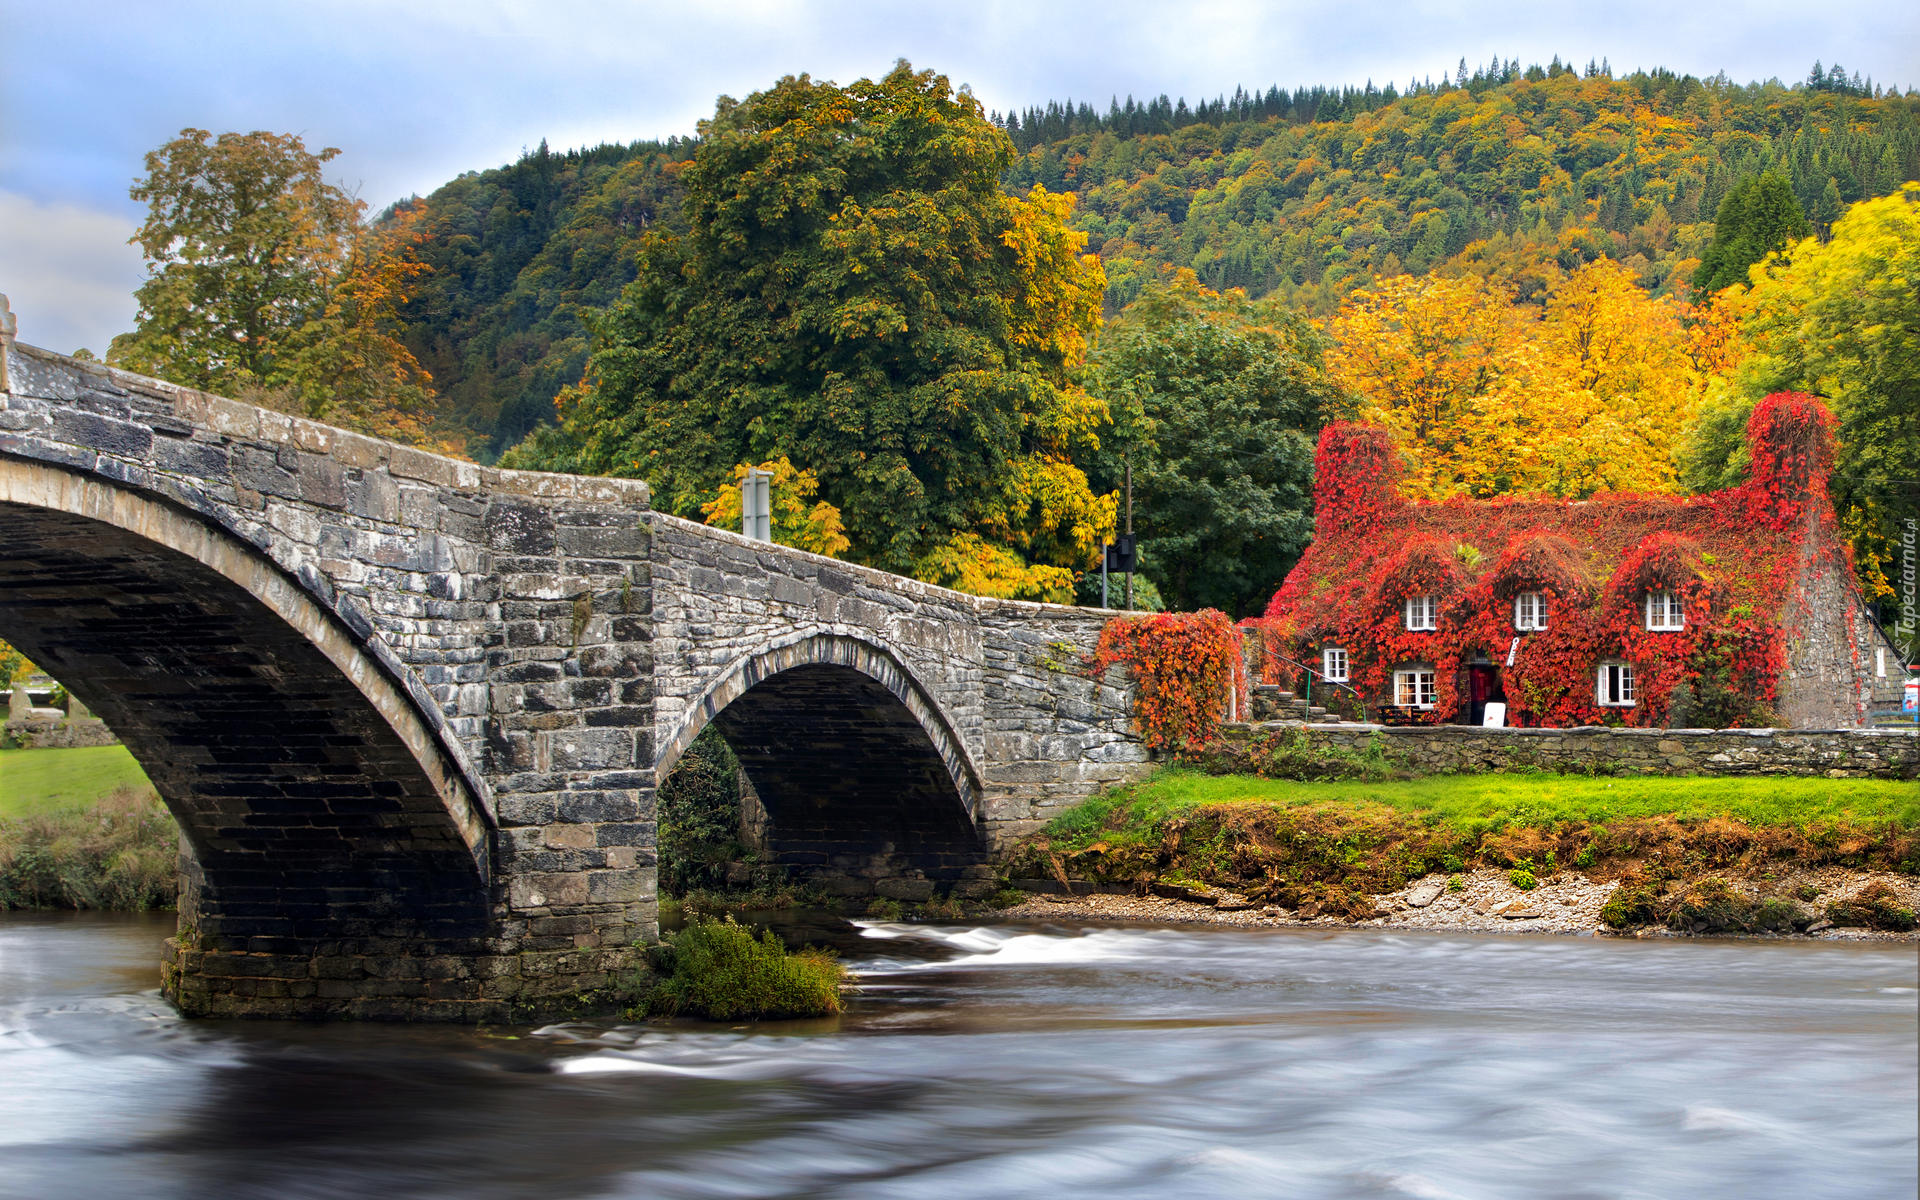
[2,0,1915,356]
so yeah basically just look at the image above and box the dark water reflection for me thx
[1,911,1914,1199]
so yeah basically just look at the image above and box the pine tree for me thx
[1815,176,1844,234]
[1692,171,1814,293]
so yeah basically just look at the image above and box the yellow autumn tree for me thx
[1327,262,1729,499]
[1534,258,1706,495]
[701,457,852,558]
[911,533,1078,603]
[1323,273,1537,498]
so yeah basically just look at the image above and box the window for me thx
[1322,647,1348,683]
[1404,594,1437,631]
[1394,667,1437,709]
[1644,590,1685,631]
[1513,591,1548,631]
[1597,661,1635,707]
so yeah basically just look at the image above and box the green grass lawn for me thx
[0,744,154,818]
[1048,767,1920,843]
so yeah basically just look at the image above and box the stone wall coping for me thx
[5,341,650,507]
[651,511,1115,621]
[1243,721,1918,740]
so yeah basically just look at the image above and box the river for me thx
[0,911,1913,1199]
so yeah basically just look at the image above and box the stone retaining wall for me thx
[1223,722,1920,779]
[2,715,119,750]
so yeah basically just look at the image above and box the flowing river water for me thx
[1,911,1914,1199]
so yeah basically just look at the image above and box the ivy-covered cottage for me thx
[1259,394,1904,729]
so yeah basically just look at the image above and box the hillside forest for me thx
[104,59,1920,629]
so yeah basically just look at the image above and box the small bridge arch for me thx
[658,629,990,887]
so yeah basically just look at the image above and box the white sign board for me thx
[1904,680,1919,715]
[1482,702,1507,728]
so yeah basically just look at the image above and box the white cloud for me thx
[0,192,143,357]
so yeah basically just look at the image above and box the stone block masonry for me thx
[1221,722,1919,780]
[648,515,1151,895]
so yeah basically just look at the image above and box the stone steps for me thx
[1250,684,1341,724]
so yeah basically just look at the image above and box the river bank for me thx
[997,767,1920,940]
[997,865,1920,941]
[0,744,173,912]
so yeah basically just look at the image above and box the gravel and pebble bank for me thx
[996,867,1919,940]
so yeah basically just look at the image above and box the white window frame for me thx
[1644,590,1685,631]
[1513,590,1548,632]
[1404,594,1437,632]
[1321,647,1349,683]
[1597,661,1636,707]
[1394,667,1437,709]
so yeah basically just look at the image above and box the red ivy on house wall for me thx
[1256,393,1840,728]
[1093,609,1248,750]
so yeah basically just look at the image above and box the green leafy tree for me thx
[506,64,1112,592]
[1691,172,1813,295]
[111,129,441,444]
[391,67,1920,439]
[1090,272,1354,615]
[1683,184,1920,608]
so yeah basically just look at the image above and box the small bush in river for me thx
[1508,869,1538,891]
[1446,874,1464,893]
[646,916,845,1020]
[863,897,903,920]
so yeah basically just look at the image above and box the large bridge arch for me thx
[658,630,989,887]
[0,457,494,963]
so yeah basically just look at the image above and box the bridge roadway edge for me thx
[0,336,1153,1019]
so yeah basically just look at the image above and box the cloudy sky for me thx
[3,0,1915,355]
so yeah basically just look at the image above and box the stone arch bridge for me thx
[0,336,1149,1020]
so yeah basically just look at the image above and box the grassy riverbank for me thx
[1008,768,1920,929]
[0,746,176,911]
[0,744,153,817]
